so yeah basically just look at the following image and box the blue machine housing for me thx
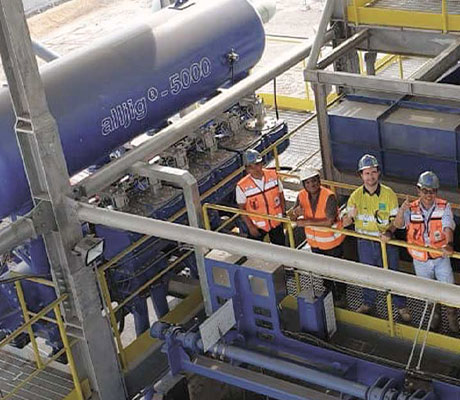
[329,92,460,187]
[0,0,290,353]
[150,251,460,399]
[0,0,266,219]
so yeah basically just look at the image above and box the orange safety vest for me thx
[237,169,283,232]
[407,198,448,262]
[298,186,345,250]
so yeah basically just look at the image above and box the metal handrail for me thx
[277,172,460,211]
[350,0,452,33]
[202,201,460,338]
[0,291,84,400]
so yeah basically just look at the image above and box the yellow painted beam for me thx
[259,93,339,112]
[64,379,91,400]
[347,6,460,32]
[259,93,316,112]
[282,295,460,354]
[123,287,203,367]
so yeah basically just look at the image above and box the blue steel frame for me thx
[150,255,460,399]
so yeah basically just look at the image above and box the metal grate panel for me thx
[0,349,74,400]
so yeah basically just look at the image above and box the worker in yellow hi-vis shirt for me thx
[342,154,411,322]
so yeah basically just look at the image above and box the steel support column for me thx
[306,0,336,70]
[0,1,126,399]
[311,83,334,180]
[364,51,377,76]
[316,29,369,70]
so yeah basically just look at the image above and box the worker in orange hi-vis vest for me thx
[394,171,458,333]
[291,167,347,307]
[236,149,286,246]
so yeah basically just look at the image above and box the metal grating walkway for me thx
[367,0,460,13]
[0,349,74,400]
[267,110,322,172]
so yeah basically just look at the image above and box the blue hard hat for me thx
[243,149,263,166]
[417,171,439,189]
[357,154,379,172]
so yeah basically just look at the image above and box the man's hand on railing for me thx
[379,231,392,243]
[342,205,357,227]
[443,243,454,257]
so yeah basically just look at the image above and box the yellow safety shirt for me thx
[347,184,398,237]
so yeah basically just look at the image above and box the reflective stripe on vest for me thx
[298,187,345,250]
[407,198,447,262]
[237,169,283,232]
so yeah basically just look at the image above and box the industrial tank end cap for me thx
[248,0,277,24]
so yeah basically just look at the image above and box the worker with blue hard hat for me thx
[343,154,411,321]
[291,166,347,307]
[236,149,286,245]
[394,171,458,332]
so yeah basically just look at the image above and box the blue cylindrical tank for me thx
[0,0,266,218]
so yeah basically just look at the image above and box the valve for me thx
[367,377,398,400]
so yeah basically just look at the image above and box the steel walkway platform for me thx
[368,0,460,14]
[0,349,74,400]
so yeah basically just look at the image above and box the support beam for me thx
[130,162,212,315]
[0,217,35,255]
[316,29,369,70]
[306,0,336,70]
[357,27,457,57]
[364,51,377,76]
[311,83,334,180]
[0,1,126,398]
[304,69,460,101]
[76,202,460,308]
[78,30,334,197]
[412,39,460,82]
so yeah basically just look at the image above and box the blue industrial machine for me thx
[329,91,460,187]
[151,250,460,399]
[0,0,289,354]
[3,0,460,398]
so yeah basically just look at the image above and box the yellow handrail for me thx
[202,200,460,337]
[277,173,460,211]
[0,291,84,400]
[202,203,302,293]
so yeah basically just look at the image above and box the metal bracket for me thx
[30,200,57,235]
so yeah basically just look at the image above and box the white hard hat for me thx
[300,167,320,181]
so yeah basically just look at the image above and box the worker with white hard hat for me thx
[343,154,411,321]
[394,171,458,332]
[236,149,286,245]
[291,166,347,306]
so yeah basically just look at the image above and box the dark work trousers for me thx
[249,223,286,246]
[311,244,347,301]
[357,238,406,308]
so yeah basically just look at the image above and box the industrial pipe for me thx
[129,163,212,314]
[78,30,335,197]
[0,217,35,255]
[209,343,367,399]
[76,202,460,307]
[32,40,59,62]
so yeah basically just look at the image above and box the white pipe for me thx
[249,0,276,24]
[76,202,460,308]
